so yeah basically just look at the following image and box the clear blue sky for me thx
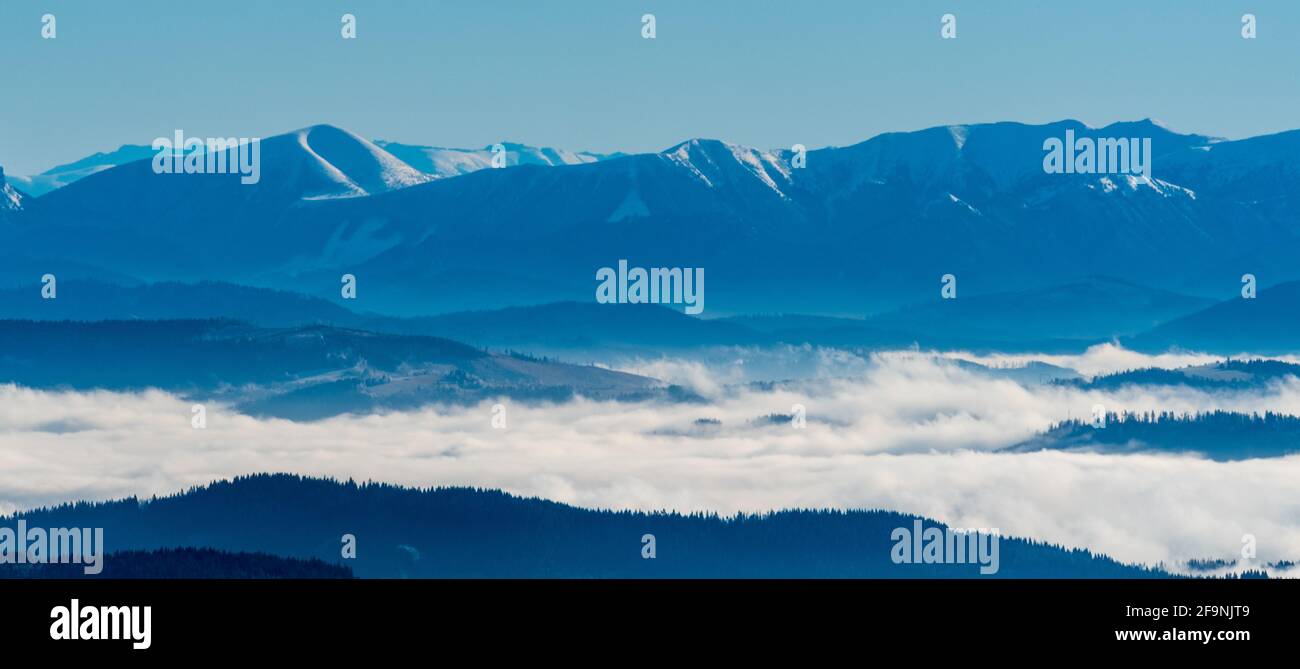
[2,0,1298,175]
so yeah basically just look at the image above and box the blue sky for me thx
[2,0,1298,175]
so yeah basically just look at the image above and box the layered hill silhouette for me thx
[0,279,360,326]
[5,474,1168,578]
[863,276,1212,341]
[1127,280,1300,354]
[0,276,1228,354]
[0,319,661,420]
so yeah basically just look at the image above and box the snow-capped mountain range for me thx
[7,133,621,197]
[3,119,1297,315]
[375,140,621,178]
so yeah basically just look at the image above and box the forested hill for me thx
[0,547,353,579]
[1008,410,1300,461]
[1060,359,1300,392]
[5,474,1167,579]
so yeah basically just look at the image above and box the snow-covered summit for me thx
[280,125,432,199]
[660,138,794,197]
[375,139,620,179]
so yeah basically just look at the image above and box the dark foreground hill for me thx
[0,547,353,579]
[6,474,1166,579]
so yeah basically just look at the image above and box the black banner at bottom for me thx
[0,578,1287,656]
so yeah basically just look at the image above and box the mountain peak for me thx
[274,124,431,198]
[660,138,793,195]
[662,137,736,153]
[297,122,349,134]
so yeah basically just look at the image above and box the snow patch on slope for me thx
[1087,175,1196,200]
[948,125,969,151]
[1,168,24,212]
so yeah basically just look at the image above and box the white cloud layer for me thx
[1,348,1298,571]
[939,342,1300,379]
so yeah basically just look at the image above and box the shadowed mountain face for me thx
[0,319,660,420]
[5,474,1168,578]
[4,119,1299,315]
[1127,281,1300,354]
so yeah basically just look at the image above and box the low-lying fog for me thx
[2,344,1297,573]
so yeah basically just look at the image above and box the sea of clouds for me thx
[1,344,1298,571]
